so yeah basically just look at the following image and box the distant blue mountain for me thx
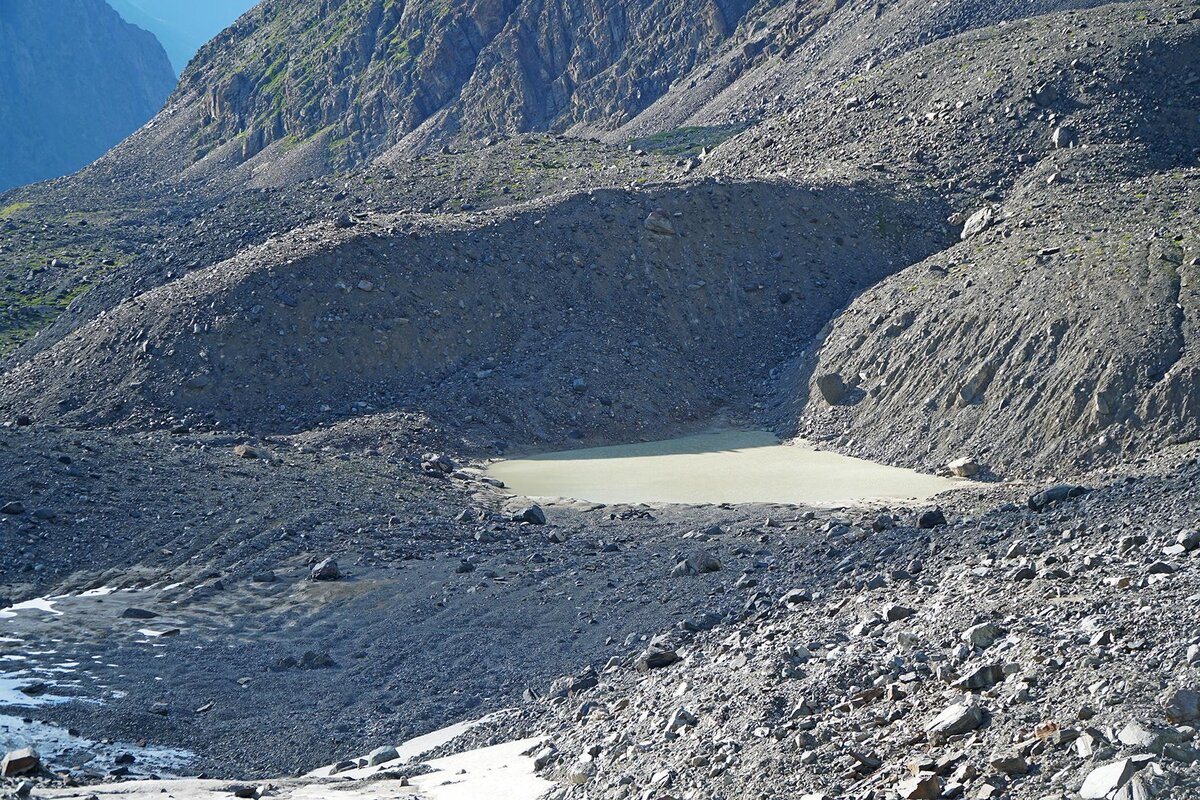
[106,0,258,75]
[0,0,176,191]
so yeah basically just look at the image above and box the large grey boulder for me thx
[925,702,984,740]
[815,373,847,404]
[1,747,39,777]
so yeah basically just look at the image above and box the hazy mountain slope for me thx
[7,0,1142,203]
[78,0,1135,194]
[0,0,175,191]
[106,0,257,74]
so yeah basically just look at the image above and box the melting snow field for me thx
[0,596,63,618]
[1,584,199,777]
[35,718,551,800]
[3,581,552,798]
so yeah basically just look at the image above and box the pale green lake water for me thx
[488,430,967,507]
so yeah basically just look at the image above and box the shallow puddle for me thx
[488,431,969,506]
[0,714,194,776]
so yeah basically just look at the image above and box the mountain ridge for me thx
[69,0,1142,194]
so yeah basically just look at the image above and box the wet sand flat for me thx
[488,431,968,506]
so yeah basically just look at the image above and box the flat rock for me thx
[2,747,39,777]
[926,702,984,740]
[309,558,341,581]
[1080,757,1150,799]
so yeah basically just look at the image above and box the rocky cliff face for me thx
[92,0,1135,190]
[142,0,762,179]
[0,0,175,191]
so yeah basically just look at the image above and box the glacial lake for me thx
[488,430,968,507]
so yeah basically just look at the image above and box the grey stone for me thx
[665,706,698,735]
[955,663,1005,691]
[1080,758,1149,799]
[1118,721,1168,752]
[897,775,942,800]
[1052,125,1078,149]
[1010,563,1036,581]
[917,508,946,528]
[310,558,341,581]
[882,603,916,622]
[367,745,399,766]
[1164,688,1200,723]
[672,551,721,577]
[644,209,676,236]
[636,641,679,672]
[946,457,982,478]
[815,373,846,404]
[989,753,1028,775]
[532,745,559,771]
[779,589,812,606]
[958,362,995,404]
[1,747,38,777]
[961,207,995,239]
[1032,83,1060,106]
[513,505,546,525]
[926,702,984,740]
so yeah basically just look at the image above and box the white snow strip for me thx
[310,712,506,778]
[0,597,62,618]
[137,628,178,638]
[33,735,553,800]
[410,736,551,800]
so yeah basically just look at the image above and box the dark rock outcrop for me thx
[84,0,1136,191]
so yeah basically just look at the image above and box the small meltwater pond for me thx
[487,431,969,507]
